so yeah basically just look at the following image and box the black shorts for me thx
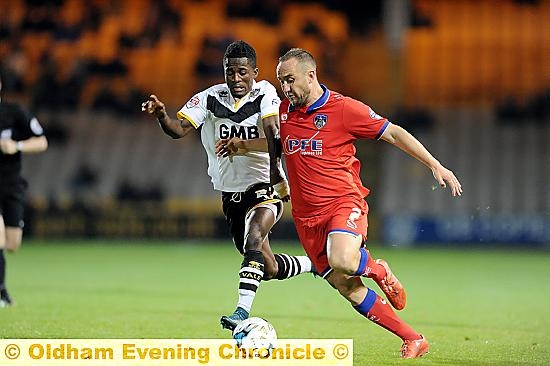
[0,176,27,228]
[221,182,283,254]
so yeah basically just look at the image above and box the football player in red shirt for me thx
[275,48,462,359]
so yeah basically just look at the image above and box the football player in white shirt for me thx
[142,40,314,331]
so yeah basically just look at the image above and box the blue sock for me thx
[354,247,369,276]
[353,288,377,315]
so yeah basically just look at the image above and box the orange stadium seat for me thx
[126,48,156,92]
[59,0,84,24]
[119,0,148,36]
[19,33,52,84]
[405,0,549,106]
[227,19,280,85]
[180,0,227,42]
[280,2,348,43]
[94,16,120,61]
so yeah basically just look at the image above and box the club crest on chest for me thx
[314,114,327,129]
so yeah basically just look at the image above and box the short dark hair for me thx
[224,40,257,68]
[279,48,316,69]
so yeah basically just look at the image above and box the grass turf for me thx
[1,240,549,365]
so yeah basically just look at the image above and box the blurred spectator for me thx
[21,6,57,33]
[410,3,434,28]
[30,52,89,111]
[42,116,69,145]
[0,42,28,93]
[91,79,123,113]
[30,52,60,111]
[119,82,148,116]
[195,36,232,89]
[390,106,435,133]
[225,0,282,25]
[496,90,550,124]
[81,1,104,33]
[91,75,147,116]
[0,8,14,41]
[118,32,139,49]
[116,180,164,202]
[137,0,182,48]
[70,162,98,198]
[157,21,182,46]
[495,95,526,124]
[301,20,321,37]
[87,52,128,77]
[53,17,82,42]
[324,0,383,36]
[225,0,254,18]
[57,59,89,110]
[526,89,550,122]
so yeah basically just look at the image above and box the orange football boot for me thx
[374,258,407,310]
[401,335,430,358]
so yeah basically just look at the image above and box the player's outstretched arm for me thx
[141,94,194,139]
[0,136,47,155]
[380,123,463,197]
[215,137,267,157]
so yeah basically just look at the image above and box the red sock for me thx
[361,292,420,341]
[362,249,386,282]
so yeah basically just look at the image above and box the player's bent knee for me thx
[327,233,362,275]
[328,254,356,275]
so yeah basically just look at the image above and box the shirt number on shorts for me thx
[346,208,361,230]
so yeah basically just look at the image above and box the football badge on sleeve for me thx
[186,96,200,108]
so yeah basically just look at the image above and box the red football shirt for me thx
[280,86,389,217]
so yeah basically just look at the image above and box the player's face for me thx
[224,57,258,99]
[276,58,312,108]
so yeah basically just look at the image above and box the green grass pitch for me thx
[1,240,549,365]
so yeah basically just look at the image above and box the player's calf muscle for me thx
[260,254,278,279]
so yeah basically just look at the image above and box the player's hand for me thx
[273,179,290,202]
[141,94,166,119]
[0,138,18,155]
[215,137,245,157]
[432,164,462,197]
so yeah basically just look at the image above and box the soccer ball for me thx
[232,317,277,357]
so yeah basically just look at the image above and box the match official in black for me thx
[0,77,48,307]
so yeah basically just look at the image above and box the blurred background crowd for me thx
[1,0,548,245]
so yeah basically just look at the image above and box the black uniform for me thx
[0,101,44,227]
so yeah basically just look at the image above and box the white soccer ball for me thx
[232,317,277,357]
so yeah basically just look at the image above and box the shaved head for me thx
[279,48,316,72]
